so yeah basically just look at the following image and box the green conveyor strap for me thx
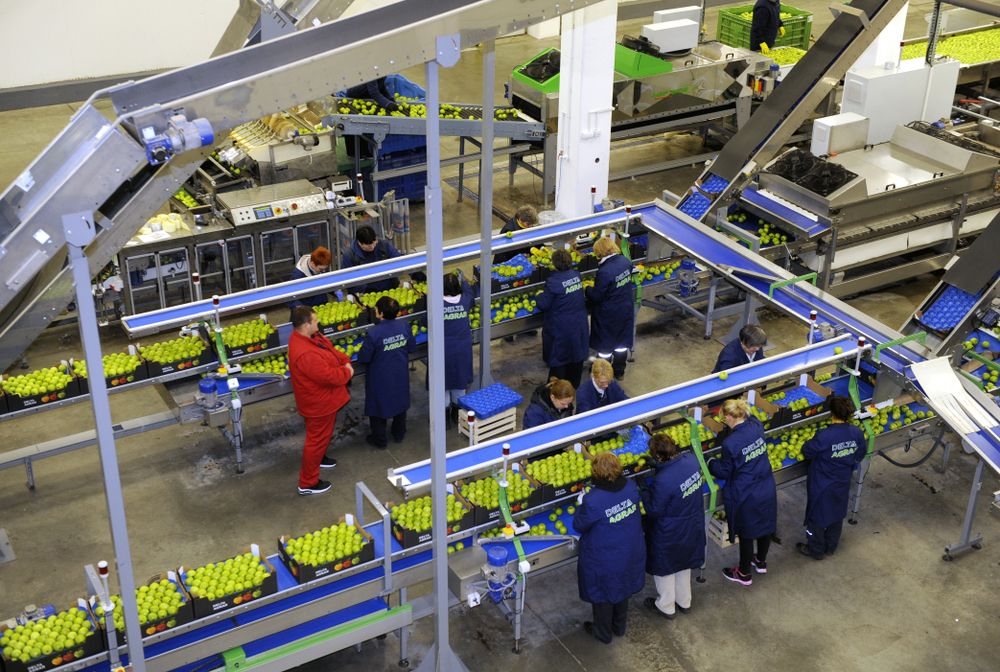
[685,415,718,514]
[847,374,876,456]
[957,368,986,390]
[768,272,817,297]
[967,350,1000,373]
[874,332,926,362]
[498,483,526,567]
[212,327,239,402]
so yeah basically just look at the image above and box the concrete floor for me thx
[2,1,999,671]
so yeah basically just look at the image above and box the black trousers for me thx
[549,362,584,389]
[738,535,771,575]
[370,413,406,447]
[591,600,628,643]
[805,520,844,556]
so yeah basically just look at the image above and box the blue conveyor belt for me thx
[391,336,858,490]
[121,209,634,335]
[741,187,831,237]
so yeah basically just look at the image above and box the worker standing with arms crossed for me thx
[797,396,868,559]
[536,248,589,388]
[358,296,413,448]
[709,398,778,585]
[287,306,354,495]
[587,237,636,380]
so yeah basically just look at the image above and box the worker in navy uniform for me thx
[287,246,333,316]
[340,225,404,294]
[712,324,768,373]
[523,378,575,429]
[586,237,636,380]
[797,395,868,559]
[358,296,413,448]
[641,434,706,618]
[750,0,785,53]
[536,248,589,388]
[708,398,777,586]
[344,77,399,112]
[442,271,476,427]
[576,359,628,414]
[494,205,539,264]
[573,452,646,644]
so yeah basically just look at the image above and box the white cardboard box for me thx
[642,18,699,53]
[811,113,870,156]
[653,6,701,25]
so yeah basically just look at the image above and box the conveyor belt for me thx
[389,335,859,491]
[740,187,831,238]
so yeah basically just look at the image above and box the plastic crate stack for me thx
[457,383,523,420]
[919,285,980,332]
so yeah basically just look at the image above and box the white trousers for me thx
[653,569,692,615]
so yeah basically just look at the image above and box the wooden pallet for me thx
[707,515,734,548]
[458,406,518,443]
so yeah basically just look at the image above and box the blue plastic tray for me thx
[457,383,524,419]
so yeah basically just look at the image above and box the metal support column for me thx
[944,456,985,560]
[415,34,469,672]
[477,39,497,389]
[63,212,147,672]
[847,457,870,524]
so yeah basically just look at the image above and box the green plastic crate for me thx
[716,4,812,51]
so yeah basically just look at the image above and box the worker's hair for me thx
[443,271,462,297]
[591,451,623,482]
[356,225,378,245]
[590,358,614,385]
[828,395,854,422]
[291,305,316,328]
[721,398,751,420]
[310,246,332,267]
[516,205,539,227]
[648,433,679,462]
[552,248,573,272]
[546,377,576,401]
[375,296,400,319]
[592,237,619,259]
[739,324,768,348]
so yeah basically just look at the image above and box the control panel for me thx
[217,180,327,225]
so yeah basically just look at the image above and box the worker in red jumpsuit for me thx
[288,305,354,495]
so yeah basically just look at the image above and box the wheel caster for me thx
[398,659,409,668]
[695,575,706,584]
[236,464,245,474]
[942,553,953,561]
[703,335,711,340]
[511,645,521,654]
[847,518,858,526]
[972,542,983,550]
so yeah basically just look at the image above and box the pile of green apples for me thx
[766,422,821,470]
[616,451,648,472]
[726,212,789,247]
[962,336,993,351]
[140,336,207,366]
[493,263,527,279]
[184,553,271,604]
[335,96,521,121]
[635,260,681,284]
[527,246,586,269]
[391,494,468,533]
[769,47,807,66]
[526,451,591,488]
[221,319,275,351]
[588,435,625,455]
[865,403,933,434]
[460,470,536,509]
[284,521,367,569]
[980,368,999,390]
[358,286,422,310]
[546,507,570,535]
[173,188,200,209]
[659,422,714,449]
[73,352,142,385]
[240,354,288,376]
[900,27,1000,65]
[749,405,771,423]
[331,335,363,359]
[94,580,186,634]
[315,300,363,329]
[0,609,92,666]
[489,291,541,324]
[2,367,74,401]
[409,322,428,338]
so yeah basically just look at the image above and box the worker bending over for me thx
[341,225,403,294]
[713,324,767,373]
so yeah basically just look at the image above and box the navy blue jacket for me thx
[523,384,573,429]
[575,379,628,414]
[345,78,395,109]
[443,281,476,390]
[712,337,766,373]
[750,0,783,51]
[341,239,403,294]
[642,452,707,576]
[573,477,646,604]
[358,318,413,417]
[536,269,589,367]
[708,417,777,541]
[586,254,635,352]
[288,255,330,310]
[802,423,867,528]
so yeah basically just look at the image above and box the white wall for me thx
[0,1,238,89]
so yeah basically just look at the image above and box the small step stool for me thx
[457,383,523,444]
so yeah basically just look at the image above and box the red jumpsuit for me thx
[288,330,353,488]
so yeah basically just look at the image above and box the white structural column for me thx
[554,0,616,219]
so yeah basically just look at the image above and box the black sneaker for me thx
[796,542,823,560]
[582,621,611,644]
[298,480,332,496]
[722,566,752,586]
[676,604,691,615]
[751,556,767,574]
[320,455,337,469]
[643,597,675,619]
[365,435,387,449]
